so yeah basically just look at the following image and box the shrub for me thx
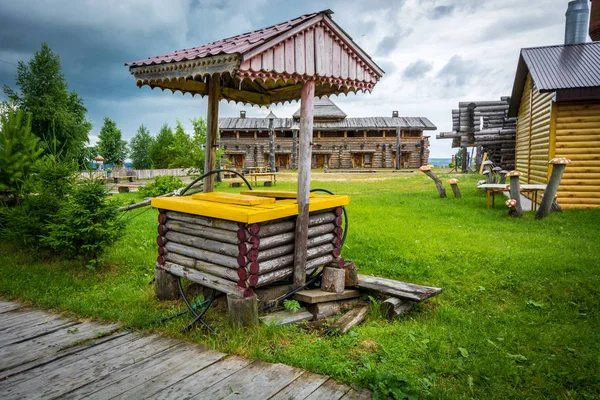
[139,175,184,197]
[41,179,123,261]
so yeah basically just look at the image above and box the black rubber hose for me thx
[180,169,253,195]
[310,188,349,247]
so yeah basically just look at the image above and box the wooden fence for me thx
[80,168,192,180]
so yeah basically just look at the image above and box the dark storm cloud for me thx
[403,60,433,79]
[429,5,454,19]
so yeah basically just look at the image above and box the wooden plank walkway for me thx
[0,300,369,399]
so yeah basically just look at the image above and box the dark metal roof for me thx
[508,41,600,116]
[292,97,347,119]
[125,11,321,67]
[219,117,436,131]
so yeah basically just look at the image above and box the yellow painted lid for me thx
[239,190,315,199]
[191,192,275,206]
[152,193,349,223]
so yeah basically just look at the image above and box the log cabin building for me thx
[219,97,436,169]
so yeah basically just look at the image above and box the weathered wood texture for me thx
[294,289,360,304]
[380,298,415,319]
[327,305,369,335]
[227,294,259,327]
[321,267,345,293]
[0,300,366,398]
[356,274,442,302]
[344,260,358,287]
[294,80,315,287]
[154,268,180,300]
[306,299,361,320]
[260,307,314,326]
[204,74,220,192]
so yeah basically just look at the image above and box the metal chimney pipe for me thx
[591,0,600,41]
[565,0,590,44]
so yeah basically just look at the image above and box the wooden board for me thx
[357,274,442,302]
[240,190,316,199]
[270,372,330,400]
[152,194,349,223]
[191,192,276,206]
[305,378,351,400]
[293,289,360,304]
[260,308,313,326]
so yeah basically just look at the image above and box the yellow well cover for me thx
[191,192,275,205]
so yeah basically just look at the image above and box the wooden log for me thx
[306,254,335,271]
[321,267,345,293]
[165,211,239,232]
[164,252,240,282]
[294,79,315,287]
[165,231,239,257]
[154,268,180,300]
[308,211,336,226]
[165,220,239,245]
[536,160,570,219]
[256,243,295,262]
[380,298,415,320]
[508,173,523,217]
[165,242,239,269]
[294,289,360,304]
[204,74,219,192]
[344,260,358,287]
[305,299,359,320]
[327,305,369,335]
[260,308,313,326]
[227,294,258,327]
[256,220,295,237]
[356,274,442,302]
[419,168,447,198]
[158,262,243,297]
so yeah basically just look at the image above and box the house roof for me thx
[218,116,436,131]
[125,10,384,105]
[292,97,347,119]
[508,41,600,116]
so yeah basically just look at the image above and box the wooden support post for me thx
[293,80,315,288]
[204,74,220,192]
[536,158,571,219]
[269,130,276,172]
[155,268,179,300]
[321,267,345,293]
[292,128,298,169]
[461,147,468,173]
[508,171,524,217]
[395,127,401,170]
[227,293,258,327]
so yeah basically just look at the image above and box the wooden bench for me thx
[246,172,277,186]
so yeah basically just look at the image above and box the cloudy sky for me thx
[0,0,580,157]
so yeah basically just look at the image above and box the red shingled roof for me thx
[125,11,322,67]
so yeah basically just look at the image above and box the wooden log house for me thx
[219,97,436,169]
[507,41,600,209]
[437,97,517,170]
[125,9,385,296]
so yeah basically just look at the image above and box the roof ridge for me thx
[521,41,600,52]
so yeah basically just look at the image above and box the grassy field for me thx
[1,171,599,399]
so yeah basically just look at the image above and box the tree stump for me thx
[155,268,180,300]
[227,293,258,328]
[380,298,415,320]
[321,267,345,293]
[344,260,358,287]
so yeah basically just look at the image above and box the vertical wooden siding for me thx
[515,74,554,185]
[554,102,600,209]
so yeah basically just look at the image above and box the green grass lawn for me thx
[1,171,599,399]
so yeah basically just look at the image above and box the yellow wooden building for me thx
[508,41,600,209]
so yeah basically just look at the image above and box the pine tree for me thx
[168,120,193,168]
[0,109,43,199]
[97,118,127,166]
[2,43,91,158]
[130,124,155,169]
[149,124,174,169]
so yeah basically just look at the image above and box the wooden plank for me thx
[341,388,372,399]
[147,356,252,399]
[159,262,243,297]
[189,361,304,400]
[0,317,79,348]
[305,28,315,76]
[356,274,442,302]
[0,321,121,373]
[0,302,20,314]
[0,332,132,381]
[305,378,351,400]
[240,190,315,199]
[2,335,178,400]
[0,309,57,330]
[327,305,369,335]
[294,80,315,287]
[260,308,313,326]
[270,371,330,400]
[294,289,360,304]
[69,342,225,400]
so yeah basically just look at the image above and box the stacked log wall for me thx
[515,74,554,185]
[554,102,600,209]
[220,131,428,169]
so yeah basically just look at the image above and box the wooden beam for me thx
[204,74,220,192]
[221,86,271,105]
[293,80,315,287]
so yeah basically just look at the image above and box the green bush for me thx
[139,175,184,197]
[41,179,123,261]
